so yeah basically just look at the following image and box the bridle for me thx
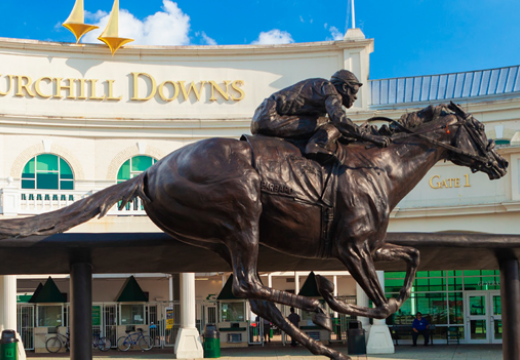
[367,104,496,172]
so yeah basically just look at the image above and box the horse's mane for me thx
[359,104,454,138]
[395,104,451,132]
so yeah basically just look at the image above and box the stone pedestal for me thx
[355,283,371,336]
[366,271,394,354]
[174,273,203,359]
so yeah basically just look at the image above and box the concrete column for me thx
[499,259,520,360]
[70,262,92,360]
[0,275,25,360]
[333,276,338,318]
[366,271,394,354]
[268,274,273,288]
[294,272,300,294]
[0,275,17,330]
[174,273,203,359]
[169,275,174,302]
[355,283,370,331]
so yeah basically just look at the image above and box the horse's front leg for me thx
[316,241,398,319]
[373,243,420,304]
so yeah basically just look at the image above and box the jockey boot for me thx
[305,123,341,164]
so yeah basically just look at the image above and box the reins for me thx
[366,113,494,169]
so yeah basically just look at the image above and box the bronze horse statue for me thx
[0,102,507,359]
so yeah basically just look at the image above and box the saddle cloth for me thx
[241,134,334,207]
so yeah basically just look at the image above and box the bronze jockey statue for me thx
[251,70,390,162]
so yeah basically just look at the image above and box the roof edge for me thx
[0,37,374,56]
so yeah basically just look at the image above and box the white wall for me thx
[0,39,373,121]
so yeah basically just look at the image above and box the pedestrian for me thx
[263,318,271,343]
[412,312,430,346]
[287,307,301,347]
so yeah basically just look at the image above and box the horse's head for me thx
[444,102,508,180]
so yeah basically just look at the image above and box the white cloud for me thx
[85,10,107,22]
[299,15,304,23]
[200,32,217,45]
[252,29,294,45]
[328,26,344,41]
[82,0,193,45]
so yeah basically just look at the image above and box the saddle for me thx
[241,134,335,207]
[242,134,338,258]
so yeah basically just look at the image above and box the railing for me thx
[369,65,520,107]
[0,188,146,216]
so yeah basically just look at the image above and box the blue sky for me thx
[0,0,519,79]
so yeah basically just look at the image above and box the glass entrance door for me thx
[465,291,489,343]
[465,291,503,344]
[490,291,502,344]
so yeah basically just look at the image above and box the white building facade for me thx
[0,32,519,353]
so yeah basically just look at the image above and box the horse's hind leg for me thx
[373,243,420,304]
[249,299,350,360]
[184,241,344,359]
[316,242,398,319]
[226,227,332,330]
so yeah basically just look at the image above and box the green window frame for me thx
[117,156,157,183]
[21,154,74,190]
[494,139,510,146]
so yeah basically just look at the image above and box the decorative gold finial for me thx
[98,0,134,55]
[63,0,99,43]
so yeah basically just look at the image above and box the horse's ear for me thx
[448,101,467,118]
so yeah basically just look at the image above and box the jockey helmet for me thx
[330,70,363,88]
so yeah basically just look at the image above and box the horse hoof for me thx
[315,274,334,295]
[312,312,333,332]
[388,297,400,314]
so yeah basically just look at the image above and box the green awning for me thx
[116,276,148,302]
[27,283,43,303]
[29,278,66,303]
[217,275,241,300]
[298,272,322,298]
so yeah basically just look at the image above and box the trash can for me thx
[347,321,366,356]
[0,330,18,360]
[203,324,220,358]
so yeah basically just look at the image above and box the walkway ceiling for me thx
[0,232,518,275]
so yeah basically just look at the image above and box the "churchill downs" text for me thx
[0,72,245,102]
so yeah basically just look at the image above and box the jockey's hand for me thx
[363,134,391,147]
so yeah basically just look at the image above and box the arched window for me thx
[21,154,74,190]
[117,156,157,183]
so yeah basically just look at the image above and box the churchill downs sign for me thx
[0,72,245,102]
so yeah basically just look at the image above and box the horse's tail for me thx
[0,173,150,239]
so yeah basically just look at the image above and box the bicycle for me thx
[45,331,69,353]
[92,332,111,352]
[117,328,153,351]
